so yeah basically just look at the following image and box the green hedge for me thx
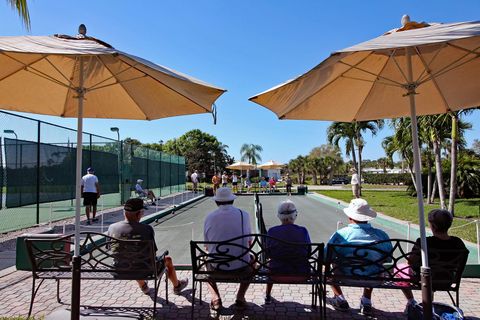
[362,173,412,185]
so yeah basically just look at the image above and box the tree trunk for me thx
[357,145,363,197]
[433,139,446,209]
[406,159,417,192]
[448,114,458,216]
[350,141,357,171]
[430,178,437,203]
[427,154,433,204]
[312,170,318,185]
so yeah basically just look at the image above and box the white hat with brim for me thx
[137,179,143,183]
[343,198,377,222]
[213,187,237,202]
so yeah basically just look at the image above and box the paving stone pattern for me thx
[0,270,479,319]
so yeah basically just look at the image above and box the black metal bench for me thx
[190,233,324,318]
[25,232,168,318]
[323,238,469,316]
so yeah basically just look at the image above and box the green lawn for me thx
[316,190,480,243]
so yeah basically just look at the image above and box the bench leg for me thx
[153,278,158,319]
[56,279,62,303]
[191,280,196,320]
[28,278,45,319]
[165,271,169,304]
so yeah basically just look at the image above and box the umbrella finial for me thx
[78,24,87,38]
[401,14,410,27]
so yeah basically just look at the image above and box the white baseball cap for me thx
[137,179,143,183]
[343,198,377,222]
[213,187,237,202]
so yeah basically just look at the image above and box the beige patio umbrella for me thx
[250,17,480,318]
[257,160,284,170]
[226,161,256,170]
[0,25,225,319]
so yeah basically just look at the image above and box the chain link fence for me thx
[0,111,186,233]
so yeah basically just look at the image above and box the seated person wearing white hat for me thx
[203,187,253,311]
[325,198,392,316]
[265,200,311,304]
[135,179,157,205]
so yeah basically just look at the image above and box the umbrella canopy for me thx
[226,161,256,170]
[0,34,225,119]
[250,20,480,121]
[257,160,284,169]
[0,28,225,320]
[250,18,480,319]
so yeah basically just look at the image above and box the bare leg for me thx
[363,287,373,299]
[92,205,97,219]
[402,288,414,300]
[164,256,179,287]
[330,284,343,296]
[207,280,221,302]
[266,283,273,296]
[236,282,250,301]
[85,205,91,220]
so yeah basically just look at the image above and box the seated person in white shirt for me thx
[135,179,157,205]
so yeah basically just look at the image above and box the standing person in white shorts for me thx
[221,171,229,188]
[231,172,239,193]
[191,170,199,193]
[81,167,101,225]
[350,168,360,198]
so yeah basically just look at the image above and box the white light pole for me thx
[110,127,122,203]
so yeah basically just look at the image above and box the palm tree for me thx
[328,120,384,196]
[240,143,263,165]
[288,156,306,184]
[6,0,30,30]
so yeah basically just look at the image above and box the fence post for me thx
[36,121,41,225]
[89,133,92,168]
[119,140,124,204]
[406,221,411,253]
[159,152,162,198]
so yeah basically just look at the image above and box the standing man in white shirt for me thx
[191,170,199,194]
[350,168,360,198]
[221,171,229,188]
[81,167,101,225]
[231,172,239,193]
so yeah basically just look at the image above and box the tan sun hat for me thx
[343,198,377,222]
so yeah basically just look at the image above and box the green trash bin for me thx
[297,186,306,195]
[15,230,67,271]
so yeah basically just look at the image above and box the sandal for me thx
[210,298,222,311]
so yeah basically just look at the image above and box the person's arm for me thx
[95,177,101,198]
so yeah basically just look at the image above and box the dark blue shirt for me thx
[267,224,312,274]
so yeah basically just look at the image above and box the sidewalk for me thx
[0,269,479,319]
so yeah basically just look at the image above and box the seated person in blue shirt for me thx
[135,179,157,205]
[265,200,311,304]
[325,198,392,316]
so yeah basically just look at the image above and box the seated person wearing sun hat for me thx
[265,200,311,304]
[325,198,392,316]
[135,179,157,205]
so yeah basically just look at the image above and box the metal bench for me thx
[25,232,168,318]
[323,238,469,317]
[190,233,324,319]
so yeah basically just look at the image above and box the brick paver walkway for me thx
[0,269,479,319]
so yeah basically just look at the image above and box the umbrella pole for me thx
[71,58,85,320]
[406,47,433,319]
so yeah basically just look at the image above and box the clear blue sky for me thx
[2,1,479,163]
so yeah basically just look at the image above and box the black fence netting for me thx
[4,138,120,207]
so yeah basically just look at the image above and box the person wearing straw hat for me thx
[264,200,311,304]
[107,198,188,298]
[81,167,101,225]
[204,187,253,311]
[325,198,392,316]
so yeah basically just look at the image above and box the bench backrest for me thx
[325,238,468,290]
[191,233,323,278]
[25,232,157,279]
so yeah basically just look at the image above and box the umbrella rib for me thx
[88,74,148,93]
[117,55,212,114]
[87,56,139,91]
[338,59,404,87]
[415,44,446,83]
[44,56,75,87]
[341,75,400,88]
[391,52,410,84]
[414,47,451,112]
[0,52,68,89]
[278,51,376,119]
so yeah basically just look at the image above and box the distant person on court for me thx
[81,167,100,225]
[325,198,392,316]
[135,179,157,205]
[265,200,311,304]
[350,168,360,198]
[399,209,468,313]
[260,176,268,193]
[204,187,253,311]
[221,171,229,188]
[244,176,252,193]
[285,173,293,196]
[231,172,239,193]
[107,198,188,298]
[268,176,277,193]
[211,172,221,194]
[191,170,199,193]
